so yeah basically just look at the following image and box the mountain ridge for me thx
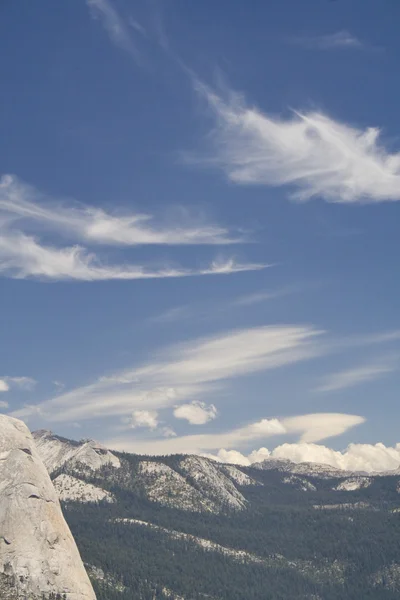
[28,428,400,599]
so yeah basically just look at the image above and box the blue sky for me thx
[1,0,400,471]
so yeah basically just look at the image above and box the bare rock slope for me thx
[0,415,96,600]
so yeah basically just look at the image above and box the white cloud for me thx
[12,324,323,422]
[86,0,141,61]
[105,412,363,455]
[162,426,177,438]
[315,361,395,392]
[268,442,400,474]
[107,416,287,455]
[0,379,9,392]
[248,447,271,463]
[0,400,9,408]
[0,175,240,246]
[0,232,265,281]
[53,381,65,391]
[173,401,218,425]
[134,325,322,387]
[214,449,252,466]
[194,81,400,203]
[233,287,295,306]
[149,305,193,324]
[204,442,400,474]
[0,175,263,281]
[130,410,159,430]
[6,376,37,391]
[282,413,365,443]
[0,376,36,391]
[13,322,398,431]
[290,31,365,50]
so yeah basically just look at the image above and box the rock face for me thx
[33,429,120,475]
[53,474,115,504]
[253,458,353,479]
[0,415,96,600]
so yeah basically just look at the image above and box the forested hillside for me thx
[34,432,400,600]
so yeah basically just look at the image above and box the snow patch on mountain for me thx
[53,474,115,503]
[179,456,247,510]
[161,587,185,600]
[254,458,352,479]
[334,477,372,492]
[137,460,218,513]
[220,464,261,486]
[33,430,120,474]
[371,563,400,591]
[86,564,126,593]
[313,501,372,510]
[282,475,317,492]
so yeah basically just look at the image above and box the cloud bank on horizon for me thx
[210,441,400,475]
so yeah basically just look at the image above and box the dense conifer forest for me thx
[59,456,400,599]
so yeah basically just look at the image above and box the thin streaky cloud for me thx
[233,286,297,307]
[148,305,193,324]
[12,325,400,422]
[12,325,323,422]
[0,175,263,281]
[0,232,266,281]
[0,175,242,246]
[148,285,293,324]
[315,361,396,393]
[289,30,365,50]
[87,0,142,62]
[192,80,400,203]
[128,18,147,37]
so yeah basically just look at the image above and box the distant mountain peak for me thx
[253,457,354,478]
[33,429,121,474]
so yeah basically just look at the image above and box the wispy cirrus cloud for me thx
[0,232,265,281]
[148,285,296,324]
[0,175,265,281]
[233,286,297,307]
[12,324,324,423]
[0,175,241,246]
[192,81,400,203]
[13,324,400,426]
[87,0,142,62]
[315,360,396,393]
[289,30,366,50]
